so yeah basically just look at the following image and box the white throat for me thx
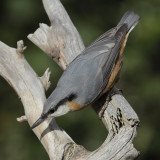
[50,104,71,118]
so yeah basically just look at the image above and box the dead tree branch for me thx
[0,0,139,159]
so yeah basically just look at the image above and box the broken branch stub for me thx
[28,0,85,69]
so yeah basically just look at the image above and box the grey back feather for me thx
[45,11,140,108]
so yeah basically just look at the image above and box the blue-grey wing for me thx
[75,24,127,85]
[57,24,128,104]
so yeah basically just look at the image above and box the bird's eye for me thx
[49,108,55,113]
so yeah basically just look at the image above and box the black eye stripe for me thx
[49,93,77,114]
[68,94,77,101]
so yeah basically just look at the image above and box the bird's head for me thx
[31,93,77,129]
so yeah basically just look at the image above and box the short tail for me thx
[118,11,140,32]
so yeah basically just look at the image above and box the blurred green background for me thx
[0,0,160,159]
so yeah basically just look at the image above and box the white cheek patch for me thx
[50,104,70,117]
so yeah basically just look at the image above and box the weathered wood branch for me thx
[0,0,139,159]
[0,40,77,159]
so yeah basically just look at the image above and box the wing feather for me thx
[80,24,128,86]
[58,24,128,104]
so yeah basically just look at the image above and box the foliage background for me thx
[0,0,160,159]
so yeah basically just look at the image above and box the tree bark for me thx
[0,0,140,159]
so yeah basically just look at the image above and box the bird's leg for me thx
[108,86,123,101]
[98,86,123,119]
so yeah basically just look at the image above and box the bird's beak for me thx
[31,115,47,130]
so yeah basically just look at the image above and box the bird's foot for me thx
[98,87,123,120]
[108,87,123,101]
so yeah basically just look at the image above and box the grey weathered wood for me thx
[0,0,139,159]
[0,40,77,160]
[28,0,84,69]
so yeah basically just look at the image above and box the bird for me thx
[31,11,140,129]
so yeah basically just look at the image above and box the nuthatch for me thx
[31,11,140,129]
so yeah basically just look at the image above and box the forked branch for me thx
[0,0,139,159]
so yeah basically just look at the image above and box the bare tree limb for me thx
[0,0,139,159]
[17,115,27,122]
[28,0,84,69]
[0,40,76,160]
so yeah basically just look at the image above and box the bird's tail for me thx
[118,11,140,32]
